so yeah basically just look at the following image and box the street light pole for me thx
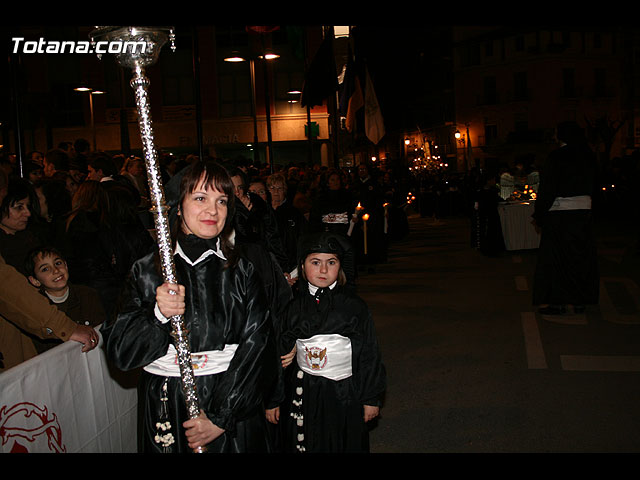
[249,58,259,165]
[75,87,104,151]
[88,91,95,151]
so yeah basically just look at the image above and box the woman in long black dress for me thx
[102,160,277,453]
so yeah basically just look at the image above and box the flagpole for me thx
[324,26,340,169]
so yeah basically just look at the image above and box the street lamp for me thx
[223,47,279,172]
[455,128,468,171]
[74,87,105,151]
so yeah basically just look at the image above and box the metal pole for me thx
[260,35,274,173]
[9,52,25,178]
[89,92,96,151]
[192,28,204,161]
[90,26,204,453]
[249,59,259,165]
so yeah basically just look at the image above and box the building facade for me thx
[2,26,335,168]
[451,26,629,174]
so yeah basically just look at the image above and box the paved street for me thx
[358,211,640,453]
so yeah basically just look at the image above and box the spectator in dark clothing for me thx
[62,180,120,319]
[0,177,46,275]
[43,148,70,178]
[229,167,289,274]
[267,172,308,285]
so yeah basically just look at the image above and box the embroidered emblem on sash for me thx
[173,353,208,370]
[304,346,327,370]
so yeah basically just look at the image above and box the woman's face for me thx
[0,196,31,234]
[268,181,286,207]
[128,159,144,177]
[248,182,268,203]
[303,253,341,289]
[179,177,228,239]
[327,173,341,190]
[29,168,44,184]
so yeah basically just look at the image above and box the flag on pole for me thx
[339,46,364,133]
[301,35,338,108]
[364,66,385,145]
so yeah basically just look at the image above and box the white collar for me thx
[175,237,226,266]
[45,287,70,304]
[308,281,337,296]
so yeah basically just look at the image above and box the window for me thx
[594,68,606,97]
[484,124,498,144]
[161,48,194,106]
[483,76,497,104]
[485,40,494,57]
[594,32,602,49]
[219,71,251,118]
[514,71,528,100]
[562,68,576,97]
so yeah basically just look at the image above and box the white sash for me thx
[143,343,238,377]
[549,195,591,211]
[296,334,352,381]
[321,212,349,224]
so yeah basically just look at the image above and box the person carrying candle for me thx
[102,160,278,453]
[274,231,386,452]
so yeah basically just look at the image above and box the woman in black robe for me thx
[276,232,386,452]
[532,121,599,315]
[102,160,277,453]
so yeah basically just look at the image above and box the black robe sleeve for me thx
[205,257,276,430]
[101,252,173,370]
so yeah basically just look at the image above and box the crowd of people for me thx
[0,139,415,453]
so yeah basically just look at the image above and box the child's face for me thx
[303,253,340,288]
[30,253,69,294]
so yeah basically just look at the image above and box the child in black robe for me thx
[276,231,386,453]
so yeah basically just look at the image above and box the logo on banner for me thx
[304,346,328,370]
[0,402,66,453]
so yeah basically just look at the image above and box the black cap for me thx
[297,231,356,287]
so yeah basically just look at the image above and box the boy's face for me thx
[29,253,69,294]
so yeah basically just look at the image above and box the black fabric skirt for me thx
[282,367,369,453]
[532,210,599,306]
[137,371,272,453]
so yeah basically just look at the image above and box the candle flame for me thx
[362,213,370,221]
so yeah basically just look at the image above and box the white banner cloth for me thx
[0,328,138,453]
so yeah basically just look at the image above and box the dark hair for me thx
[87,152,117,177]
[65,180,109,231]
[74,138,90,154]
[33,177,72,219]
[24,245,66,278]
[297,232,351,287]
[174,160,237,264]
[1,177,35,221]
[299,253,347,287]
[45,148,70,171]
